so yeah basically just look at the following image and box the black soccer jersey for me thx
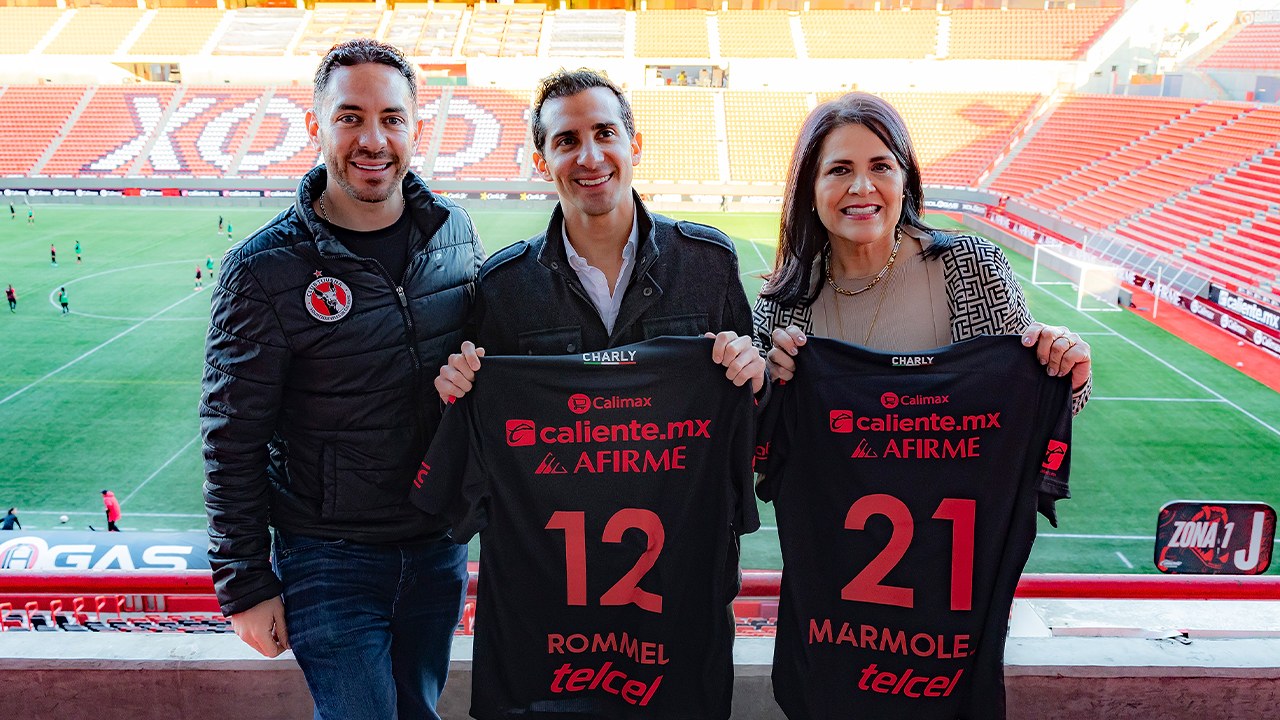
[756,335,1073,720]
[412,337,759,720]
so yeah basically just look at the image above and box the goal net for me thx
[1030,243,1123,313]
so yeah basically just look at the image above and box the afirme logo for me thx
[892,356,934,367]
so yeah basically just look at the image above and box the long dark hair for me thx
[761,92,951,308]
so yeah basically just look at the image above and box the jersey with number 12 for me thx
[412,337,759,720]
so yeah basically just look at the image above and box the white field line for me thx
[20,511,205,518]
[46,259,210,322]
[1,290,205,407]
[1114,551,1135,569]
[1013,270,1280,440]
[120,434,201,506]
[744,237,774,274]
[1090,397,1227,402]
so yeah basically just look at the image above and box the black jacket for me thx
[201,166,484,616]
[475,194,753,354]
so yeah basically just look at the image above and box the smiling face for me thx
[812,122,905,255]
[307,63,423,204]
[533,87,643,221]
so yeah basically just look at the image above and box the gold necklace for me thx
[826,227,903,296]
[829,258,896,347]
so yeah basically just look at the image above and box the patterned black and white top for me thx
[752,233,1091,415]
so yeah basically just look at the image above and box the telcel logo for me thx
[506,419,536,446]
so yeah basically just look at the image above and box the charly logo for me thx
[568,394,591,414]
[880,392,900,409]
[305,275,352,322]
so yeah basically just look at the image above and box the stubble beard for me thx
[324,147,410,204]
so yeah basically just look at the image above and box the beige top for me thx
[811,230,951,352]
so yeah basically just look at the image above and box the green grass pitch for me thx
[1,205,1277,575]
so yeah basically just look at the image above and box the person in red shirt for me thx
[101,490,121,532]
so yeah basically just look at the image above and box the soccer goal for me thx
[1030,242,1123,313]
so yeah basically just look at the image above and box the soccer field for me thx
[1,205,1277,575]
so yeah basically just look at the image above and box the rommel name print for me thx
[411,337,759,720]
[756,336,1074,720]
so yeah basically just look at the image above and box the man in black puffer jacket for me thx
[201,39,484,720]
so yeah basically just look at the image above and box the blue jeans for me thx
[274,530,468,720]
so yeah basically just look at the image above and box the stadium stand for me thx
[716,10,795,59]
[634,10,709,58]
[947,7,1123,61]
[0,86,86,176]
[383,4,463,58]
[40,86,178,178]
[462,5,543,58]
[0,7,64,55]
[430,87,529,180]
[294,6,383,57]
[812,90,1040,186]
[127,8,225,56]
[629,90,718,183]
[1197,22,1280,69]
[800,9,937,60]
[43,7,145,55]
[992,96,1204,203]
[136,87,268,177]
[231,86,319,178]
[548,10,625,58]
[724,91,808,184]
[408,85,445,177]
[213,8,306,56]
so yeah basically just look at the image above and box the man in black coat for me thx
[200,39,483,720]
[435,68,765,399]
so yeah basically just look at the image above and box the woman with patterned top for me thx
[753,92,1092,415]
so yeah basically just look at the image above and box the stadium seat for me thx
[634,10,709,59]
[383,4,463,58]
[43,8,146,55]
[294,6,383,57]
[0,8,65,55]
[548,10,625,58]
[461,5,543,58]
[233,86,321,178]
[128,9,225,56]
[0,86,88,176]
[947,8,1123,61]
[716,10,795,59]
[213,9,307,56]
[136,87,269,177]
[724,91,809,184]
[801,10,937,60]
[1197,23,1280,70]
[430,88,530,180]
[629,90,718,183]
[41,86,179,178]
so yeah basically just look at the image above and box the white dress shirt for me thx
[562,214,639,335]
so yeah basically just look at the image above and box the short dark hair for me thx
[531,68,635,154]
[761,92,950,308]
[313,38,418,116]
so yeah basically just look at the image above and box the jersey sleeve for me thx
[410,394,491,542]
[1034,380,1074,527]
[730,384,761,535]
[754,378,795,503]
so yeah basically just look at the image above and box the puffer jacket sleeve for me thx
[201,251,291,616]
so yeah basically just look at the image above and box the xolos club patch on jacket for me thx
[305,274,353,322]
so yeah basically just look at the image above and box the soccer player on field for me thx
[27,207,34,225]
[58,287,68,314]
[6,285,15,313]
[50,244,56,267]
[8,202,13,220]
[76,240,82,264]
[206,255,215,279]
[195,266,202,291]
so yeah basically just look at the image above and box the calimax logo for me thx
[568,393,653,415]
[892,356,934,367]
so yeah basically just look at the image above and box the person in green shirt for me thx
[76,240,82,264]
[206,255,215,280]
[58,287,68,315]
